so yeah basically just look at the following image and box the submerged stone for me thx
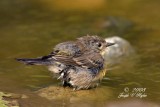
[36,85,113,101]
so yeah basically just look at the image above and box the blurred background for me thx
[0,0,160,107]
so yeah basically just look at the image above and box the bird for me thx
[16,35,115,90]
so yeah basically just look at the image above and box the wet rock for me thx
[104,36,135,65]
[0,91,28,107]
[36,85,112,102]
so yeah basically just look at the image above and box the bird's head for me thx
[78,35,115,53]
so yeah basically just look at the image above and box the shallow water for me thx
[0,0,160,106]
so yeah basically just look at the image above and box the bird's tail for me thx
[16,55,54,65]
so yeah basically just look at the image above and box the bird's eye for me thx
[97,43,102,47]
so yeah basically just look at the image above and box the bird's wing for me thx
[52,55,79,66]
[53,50,104,69]
[41,41,85,60]
[73,51,104,69]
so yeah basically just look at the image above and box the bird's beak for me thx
[105,42,115,47]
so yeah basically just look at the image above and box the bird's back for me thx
[53,41,85,57]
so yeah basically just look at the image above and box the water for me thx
[0,0,160,106]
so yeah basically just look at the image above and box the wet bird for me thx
[16,35,115,90]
